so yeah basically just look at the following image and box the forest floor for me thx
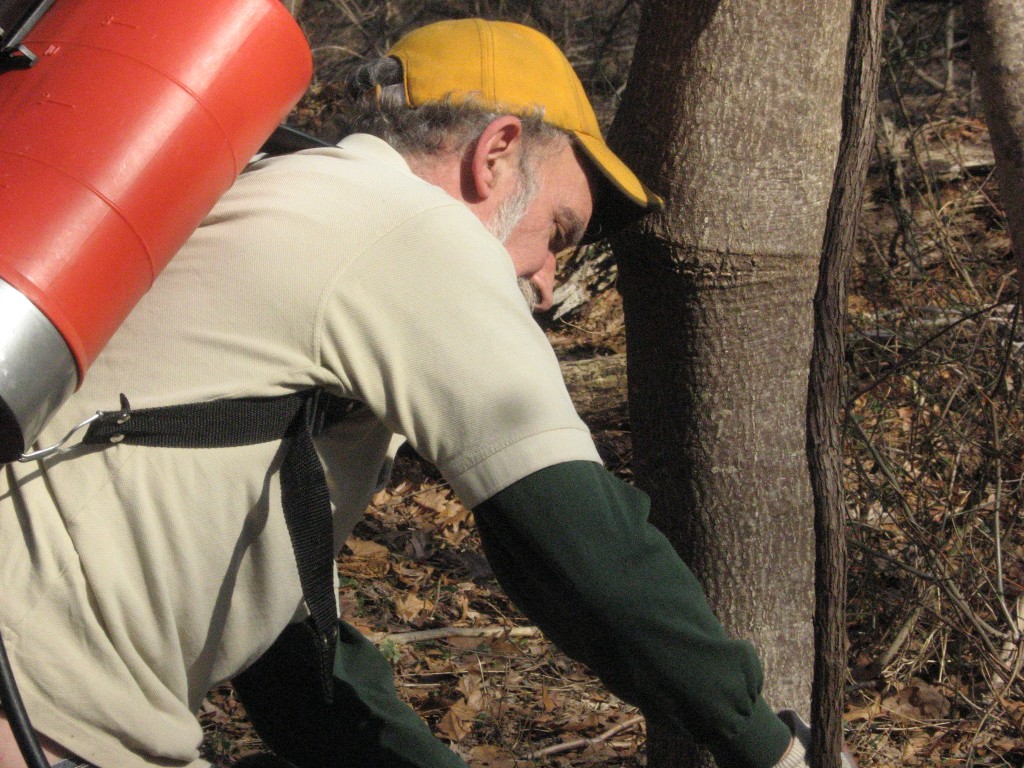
[199,3,1024,766]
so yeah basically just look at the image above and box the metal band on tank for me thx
[0,278,78,462]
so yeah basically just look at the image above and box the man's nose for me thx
[530,253,557,312]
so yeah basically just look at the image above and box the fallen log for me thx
[559,353,627,429]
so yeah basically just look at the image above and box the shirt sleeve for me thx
[315,201,600,506]
[473,460,791,768]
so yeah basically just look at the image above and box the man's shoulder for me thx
[229,133,476,234]
[241,135,425,200]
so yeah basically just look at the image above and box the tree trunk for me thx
[807,1,885,766]
[608,0,850,765]
[964,0,1024,272]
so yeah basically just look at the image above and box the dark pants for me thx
[233,621,467,768]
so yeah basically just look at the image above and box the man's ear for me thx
[465,115,523,202]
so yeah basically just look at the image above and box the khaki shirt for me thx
[0,134,598,767]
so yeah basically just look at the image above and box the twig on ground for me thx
[887,18,951,95]
[527,714,645,758]
[880,602,925,671]
[386,626,540,644]
[848,299,1013,404]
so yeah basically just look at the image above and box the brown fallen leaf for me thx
[881,678,951,722]
[437,700,476,743]
[340,537,390,578]
[541,685,558,713]
[394,592,433,624]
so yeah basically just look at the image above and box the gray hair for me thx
[346,56,568,160]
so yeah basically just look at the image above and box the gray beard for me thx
[485,168,540,312]
[485,177,534,243]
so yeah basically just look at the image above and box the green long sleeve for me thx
[473,460,791,768]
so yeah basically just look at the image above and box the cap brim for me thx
[572,131,663,243]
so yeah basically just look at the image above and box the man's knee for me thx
[232,622,381,763]
[233,621,465,768]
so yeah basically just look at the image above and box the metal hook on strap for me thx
[18,412,102,462]
[18,394,131,462]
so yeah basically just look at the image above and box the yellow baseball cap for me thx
[387,19,663,241]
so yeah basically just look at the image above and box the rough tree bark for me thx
[607,0,850,765]
[964,0,1024,272]
[806,0,885,766]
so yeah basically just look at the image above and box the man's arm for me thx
[473,460,791,768]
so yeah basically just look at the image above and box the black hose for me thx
[258,124,332,157]
[0,631,49,768]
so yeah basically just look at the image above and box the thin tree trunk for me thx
[806,0,885,766]
[609,0,850,765]
[964,0,1024,273]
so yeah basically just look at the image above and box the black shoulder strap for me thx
[81,389,358,702]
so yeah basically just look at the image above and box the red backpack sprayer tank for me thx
[0,0,313,463]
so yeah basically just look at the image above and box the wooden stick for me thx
[528,715,645,758]
[385,626,540,644]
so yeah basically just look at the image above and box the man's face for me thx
[495,140,594,312]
